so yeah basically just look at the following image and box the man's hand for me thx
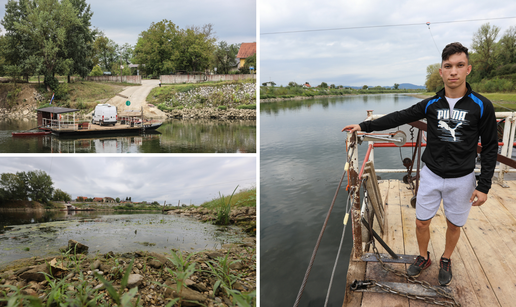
[470,190,487,206]
[342,124,361,133]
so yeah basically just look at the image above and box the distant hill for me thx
[398,83,426,90]
[342,83,426,90]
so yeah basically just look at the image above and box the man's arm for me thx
[475,99,498,196]
[342,100,428,133]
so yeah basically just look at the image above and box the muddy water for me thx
[0,211,246,267]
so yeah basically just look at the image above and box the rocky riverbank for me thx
[165,206,256,235]
[162,108,256,120]
[0,237,256,307]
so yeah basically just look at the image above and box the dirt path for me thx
[104,80,168,119]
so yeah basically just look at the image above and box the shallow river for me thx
[0,210,247,268]
[0,118,256,153]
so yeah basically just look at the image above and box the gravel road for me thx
[104,80,168,119]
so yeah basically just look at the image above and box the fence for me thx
[84,75,142,84]
[160,74,255,84]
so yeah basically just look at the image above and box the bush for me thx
[89,65,103,77]
[236,104,256,109]
[218,105,227,110]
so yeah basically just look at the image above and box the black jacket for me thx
[359,83,498,194]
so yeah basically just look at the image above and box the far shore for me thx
[260,92,425,103]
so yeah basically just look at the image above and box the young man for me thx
[342,42,498,286]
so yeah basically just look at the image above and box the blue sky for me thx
[260,0,516,87]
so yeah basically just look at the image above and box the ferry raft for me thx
[35,107,162,136]
[295,110,516,307]
[341,111,516,307]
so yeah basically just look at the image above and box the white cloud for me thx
[260,0,516,86]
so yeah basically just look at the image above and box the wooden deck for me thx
[343,179,516,307]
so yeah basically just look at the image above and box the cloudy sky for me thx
[0,0,256,47]
[260,0,516,87]
[0,156,256,205]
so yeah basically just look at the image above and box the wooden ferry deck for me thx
[343,178,516,307]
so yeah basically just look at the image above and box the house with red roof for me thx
[236,42,256,69]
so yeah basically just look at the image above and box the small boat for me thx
[12,130,51,136]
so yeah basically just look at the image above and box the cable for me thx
[324,194,352,307]
[262,16,516,35]
[427,25,440,54]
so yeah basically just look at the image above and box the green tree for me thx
[498,26,516,64]
[320,82,328,88]
[133,19,181,76]
[14,0,81,90]
[288,81,298,87]
[62,0,95,82]
[52,188,71,201]
[213,41,239,74]
[118,43,133,64]
[0,172,27,201]
[471,23,501,79]
[1,0,39,82]
[425,63,443,92]
[362,85,368,90]
[93,32,118,71]
[177,26,216,72]
[116,197,120,203]
[25,170,53,203]
[394,83,400,90]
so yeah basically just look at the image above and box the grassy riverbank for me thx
[260,85,422,101]
[411,92,516,112]
[0,81,135,114]
[147,80,256,111]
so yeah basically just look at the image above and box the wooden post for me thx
[348,132,363,260]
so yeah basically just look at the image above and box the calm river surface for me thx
[0,210,246,268]
[0,118,256,153]
[260,94,448,307]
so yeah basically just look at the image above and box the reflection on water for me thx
[0,118,256,153]
[260,94,422,307]
[0,210,246,267]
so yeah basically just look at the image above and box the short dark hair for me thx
[442,42,469,63]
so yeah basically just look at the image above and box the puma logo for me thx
[438,120,462,141]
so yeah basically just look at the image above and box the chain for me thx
[369,244,461,307]
[360,213,460,307]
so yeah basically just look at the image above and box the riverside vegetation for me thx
[149,80,256,111]
[0,187,256,307]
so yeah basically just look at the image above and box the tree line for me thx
[426,23,516,92]
[0,0,254,93]
[0,170,71,204]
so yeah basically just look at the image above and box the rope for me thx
[293,146,352,307]
[323,194,352,307]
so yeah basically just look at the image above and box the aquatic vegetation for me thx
[215,186,239,225]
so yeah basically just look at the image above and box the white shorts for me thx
[416,166,476,227]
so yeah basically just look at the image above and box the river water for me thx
[0,210,247,268]
[0,118,256,153]
[260,94,516,307]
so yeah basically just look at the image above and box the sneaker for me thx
[407,251,431,277]
[439,256,452,286]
